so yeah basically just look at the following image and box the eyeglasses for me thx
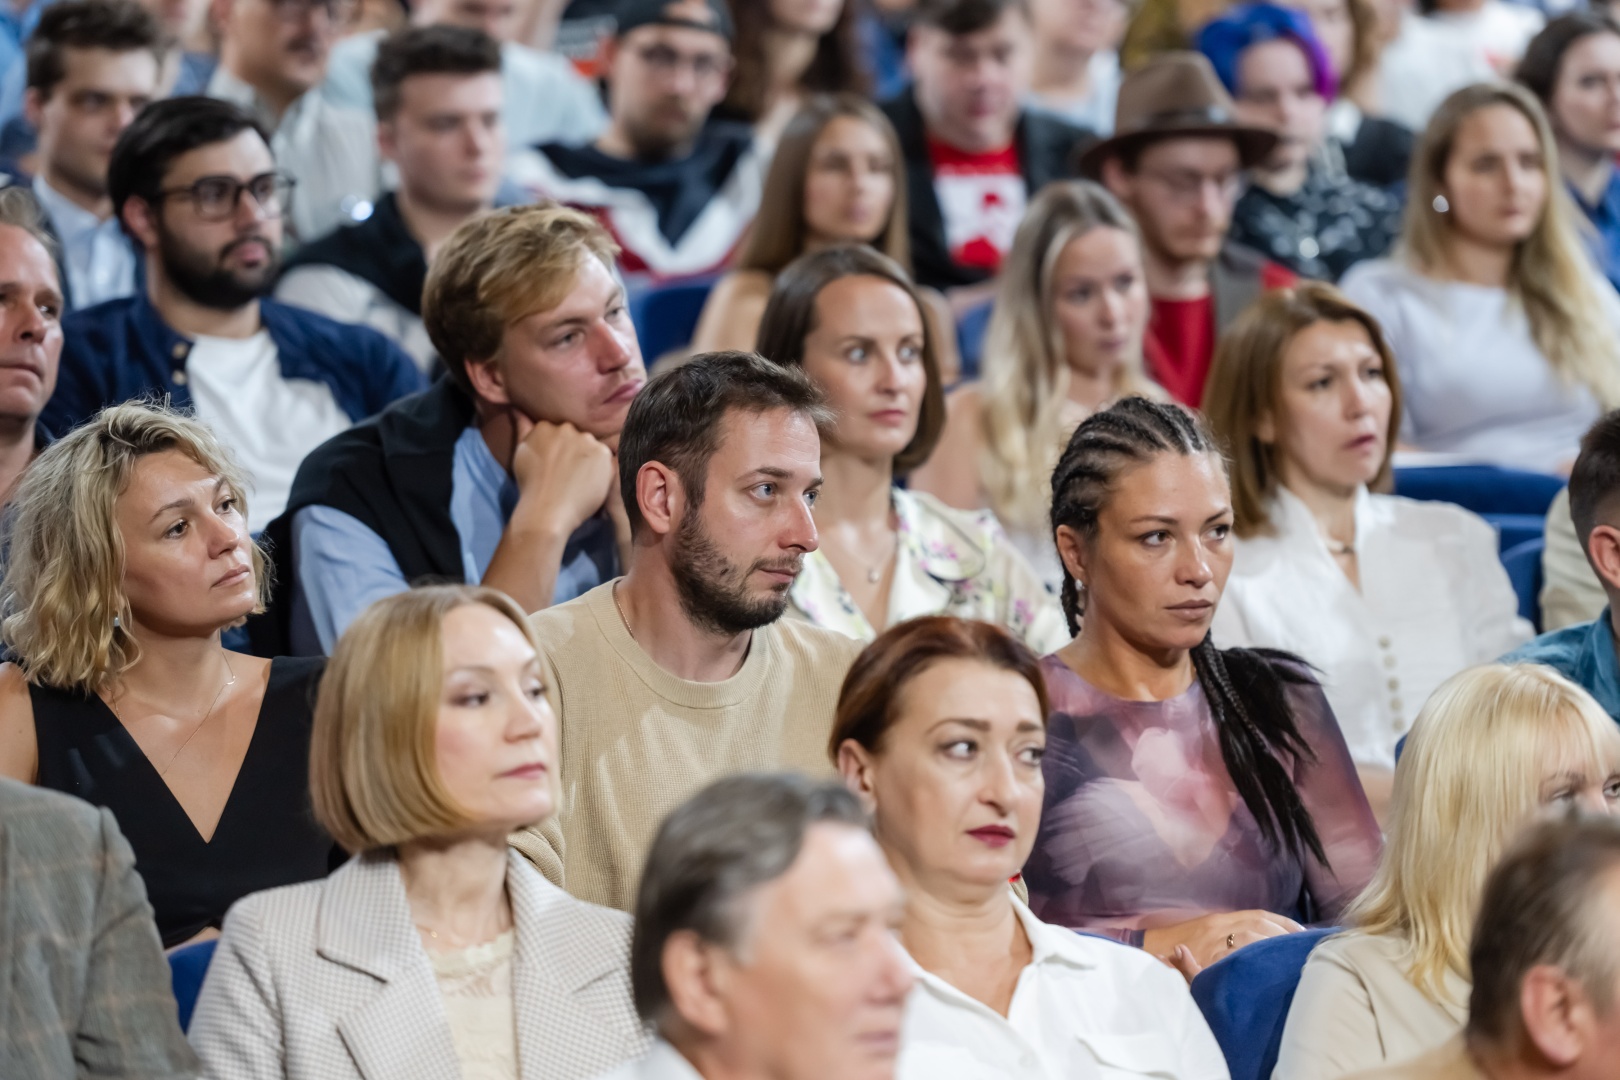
[264,0,356,22]
[1139,168,1245,203]
[630,43,730,80]
[154,172,296,222]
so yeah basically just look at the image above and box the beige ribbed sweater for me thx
[510,581,862,912]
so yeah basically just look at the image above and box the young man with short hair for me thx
[882,0,1092,298]
[5,0,165,310]
[261,203,644,656]
[205,0,379,240]
[509,0,762,288]
[277,24,504,371]
[509,351,863,912]
[1082,51,1296,407]
[0,188,63,505]
[46,97,422,531]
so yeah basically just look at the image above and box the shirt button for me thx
[1378,635,1392,649]
[170,342,188,360]
[1387,678,1399,691]
[172,370,188,386]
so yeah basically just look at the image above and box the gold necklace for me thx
[612,580,635,641]
[111,651,237,777]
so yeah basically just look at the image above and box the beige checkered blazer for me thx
[188,847,650,1080]
[0,777,197,1079]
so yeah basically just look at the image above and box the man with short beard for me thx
[46,96,422,531]
[509,350,863,913]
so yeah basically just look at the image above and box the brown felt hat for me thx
[1075,52,1280,178]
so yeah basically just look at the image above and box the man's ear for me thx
[121,195,161,252]
[1518,965,1588,1068]
[1587,524,1620,594]
[376,117,398,166]
[660,931,734,1041]
[208,0,234,37]
[635,460,684,539]
[464,355,511,407]
[21,87,45,131]
[1099,156,1132,203]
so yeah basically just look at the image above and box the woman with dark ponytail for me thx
[1022,396,1382,977]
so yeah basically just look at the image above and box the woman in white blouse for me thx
[832,615,1228,1080]
[1273,663,1620,1079]
[1339,81,1620,474]
[1205,282,1530,822]
[756,245,1068,654]
[188,585,648,1080]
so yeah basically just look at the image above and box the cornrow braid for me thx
[1049,396,1328,864]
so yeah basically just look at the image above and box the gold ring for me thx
[1226,933,1236,949]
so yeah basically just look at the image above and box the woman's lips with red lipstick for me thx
[967,825,1016,848]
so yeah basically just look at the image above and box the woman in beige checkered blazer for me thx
[188,586,650,1080]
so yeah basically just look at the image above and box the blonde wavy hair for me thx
[1404,82,1620,407]
[1346,664,1620,1004]
[0,401,268,693]
[979,180,1160,533]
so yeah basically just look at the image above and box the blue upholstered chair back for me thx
[168,937,219,1033]
[629,279,715,365]
[1500,537,1546,632]
[1189,927,1339,1080]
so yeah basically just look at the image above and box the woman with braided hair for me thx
[1021,395,1382,977]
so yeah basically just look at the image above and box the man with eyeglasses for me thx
[45,96,423,531]
[508,0,763,290]
[205,0,380,241]
[1080,51,1296,408]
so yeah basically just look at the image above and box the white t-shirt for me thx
[1375,12,1497,131]
[186,330,351,531]
[1339,258,1608,473]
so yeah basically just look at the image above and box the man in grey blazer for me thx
[0,776,199,1079]
[594,773,914,1080]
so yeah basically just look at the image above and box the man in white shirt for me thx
[47,96,422,530]
[16,0,163,310]
[205,0,379,240]
[590,774,913,1080]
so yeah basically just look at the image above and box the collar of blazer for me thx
[315,847,645,1080]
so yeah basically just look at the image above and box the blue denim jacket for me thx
[1502,608,1620,721]
[47,291,425,435]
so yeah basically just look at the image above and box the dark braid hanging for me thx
[1049,397,1328,866]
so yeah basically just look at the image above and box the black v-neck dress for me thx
[31,655,338,947]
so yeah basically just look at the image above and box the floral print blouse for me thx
[788,488,1070,654]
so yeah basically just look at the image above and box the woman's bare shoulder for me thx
[691,271,774,353]
[0,662,38,783]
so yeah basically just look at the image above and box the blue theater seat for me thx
[1500,537,1546,632]
[168,937,219,1033]
[629,278,716,365]
[1190,927,1338,1080]
[1392,465,1564,518]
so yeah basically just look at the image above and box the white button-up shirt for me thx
[1213,485,1532,766]
[897,899,1229,1080]
[31,174,136,310]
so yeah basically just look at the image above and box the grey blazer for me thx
[0,777,198,1080]
[188,847,649,1080]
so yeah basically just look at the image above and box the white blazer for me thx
[1213,486,1532,767]
[188,848,650,1080]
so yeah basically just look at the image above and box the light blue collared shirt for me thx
[31,173,137,310]
[1502,607,1620,721]
[288,423,617,654]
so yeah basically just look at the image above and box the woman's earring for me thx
[1432,194,1450,214]
[112,615,120,630]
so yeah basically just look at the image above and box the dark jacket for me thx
[46,292,425,436]
[250,376,476,656]
[278,191,427,316]
[881,85,1093,291]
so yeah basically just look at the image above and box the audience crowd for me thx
[10,0,1620,1077]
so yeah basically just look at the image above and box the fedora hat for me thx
[1075,52,1280,178]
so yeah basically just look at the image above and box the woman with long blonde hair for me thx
[0,402,334,948]
[910,180,1161,585]
[1340,81,1620,473]
[1273,663,1620,1079]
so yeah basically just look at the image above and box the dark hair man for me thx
[600,773,912,1080]
[508,351,862,912]
[45,96,423,532]
[277,25,504,372]
[509,0,763,289]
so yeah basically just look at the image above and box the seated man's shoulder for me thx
[770,614,864,671]
[63,294,141,337]
[527,587,610,656]
[260,297,408,364]
[1502,619,1596,668]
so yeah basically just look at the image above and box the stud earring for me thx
[1432,195,1450,213]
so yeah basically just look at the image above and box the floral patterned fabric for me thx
[789,487,1070,654]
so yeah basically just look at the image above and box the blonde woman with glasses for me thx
[1340,81,1620,474]
[1273,663,1620,1080]
[910,180,1162,587]
[0,402,334,949]
[188,585,649,1080]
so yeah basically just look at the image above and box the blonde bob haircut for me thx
[1204,281,1404,537]
[1403,82,1620,408]
[309,584,549,853]
[1345,663,1620,1004]
[0,401,268,694]
[979,180,1161,533]
[423,202,622,395]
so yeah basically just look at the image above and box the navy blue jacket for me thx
[46,292,425,435]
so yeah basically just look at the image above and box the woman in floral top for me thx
[755,245,1069,653]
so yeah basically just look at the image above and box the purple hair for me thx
[1196,3,1339,102]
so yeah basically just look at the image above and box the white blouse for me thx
[1339,259,1607,473]
[897,899,1229,1080]
[1212,487,1531,767]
